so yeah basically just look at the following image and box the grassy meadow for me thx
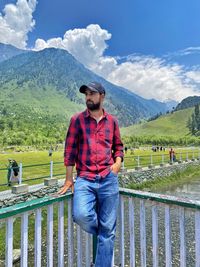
[121,108,193,136]
[0,146,199,191]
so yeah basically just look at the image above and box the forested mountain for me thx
[0,45,168,146]
[0,43,26,62]
[175,96,200,111]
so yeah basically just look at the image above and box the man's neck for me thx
[89,108,104,120]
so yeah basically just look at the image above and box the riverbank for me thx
[128,164,200,192]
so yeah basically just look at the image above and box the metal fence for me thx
[0,150,200,187]
[1,189,200,266]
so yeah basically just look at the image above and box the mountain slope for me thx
[0,47,167,126]
[121,108,193,137]
[175,96,200,111]
[0,43,26,62]
[0,46,169,146]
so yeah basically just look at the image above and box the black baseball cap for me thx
[79,82,106,94]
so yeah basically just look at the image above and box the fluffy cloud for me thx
[186,71,200,84]
[106,57,200,101]
[34,24,112,68]
[0,0,37,49]
[34,24,200,102]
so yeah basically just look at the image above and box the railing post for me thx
[152,205,158,267]
[119,195,125,267]
[195,211,200,267]
[138,155,140,168]
[68,199,74,267]
[179,208,186,267]
[186,152,189,162]
[92,235,97,264]
[21,212,28,267]
[58,201,64,267]
[140,200,146,267]
[129,198,135,267]
[192,149,195,161]
[34,209,42,267]
[6,217,13,267]
[50,161,53,179]
[149,154,154,168]
[19,163,22,184]
[165,206,172,267]
[179,152,182,162]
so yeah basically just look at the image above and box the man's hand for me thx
[110,162,121,175]
[58,180,74,195]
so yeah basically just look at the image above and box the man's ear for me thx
[101,93,105,100]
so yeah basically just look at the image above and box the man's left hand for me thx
[110,162,121,175]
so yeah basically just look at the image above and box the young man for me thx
[59,82,124,267]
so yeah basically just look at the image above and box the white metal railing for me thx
[1,189,200,266]
[0,193,93,267]
[117,188,200,267]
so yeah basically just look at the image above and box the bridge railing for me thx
[1,188,200,266]
[117,188,200,267]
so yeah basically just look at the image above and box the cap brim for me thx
[79,85,98,94]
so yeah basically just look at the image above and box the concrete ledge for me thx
[44,178,58,186]
[135,166,142,171]
[120,168,127,174]
[160,163,165,167]
[148,164,155,169]
[12,184,28,194]
[178,160,182,164]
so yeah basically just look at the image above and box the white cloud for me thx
[34,24,112,68]
[0,0,37,49]
[186,71,200,83]
[33,24,200,102]
[106,57,200,101]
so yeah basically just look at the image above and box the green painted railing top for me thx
[0,192,73,219]
[120,187,200,210]
[1,187,200,221]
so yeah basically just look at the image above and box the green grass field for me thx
[121,108,193,136]
[0,147,199,191]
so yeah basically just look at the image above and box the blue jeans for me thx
[73,171,119,267]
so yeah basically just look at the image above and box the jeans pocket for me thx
[110,170,118,176]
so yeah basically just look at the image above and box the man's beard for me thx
[86,100,101,111]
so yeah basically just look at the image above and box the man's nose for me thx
[86,94,91,100]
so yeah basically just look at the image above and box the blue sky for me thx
[1,0,200,102]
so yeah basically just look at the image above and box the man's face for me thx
[85,89,104,111]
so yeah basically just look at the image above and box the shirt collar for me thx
[84,109,108,119]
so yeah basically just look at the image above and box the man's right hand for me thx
[58,180,74,195]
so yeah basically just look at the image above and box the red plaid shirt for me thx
[64,109,124,180]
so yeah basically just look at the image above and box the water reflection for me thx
[154,177,200,200]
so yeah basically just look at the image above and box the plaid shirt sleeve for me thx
[112,117,124,161]
[64,116,79,166]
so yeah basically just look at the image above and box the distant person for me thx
[7,159,19,186]
[169,148,176,162]
[48,147,53,157]
[124,146,128,154]
[12,160,19,177]
[7,159,12,186]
